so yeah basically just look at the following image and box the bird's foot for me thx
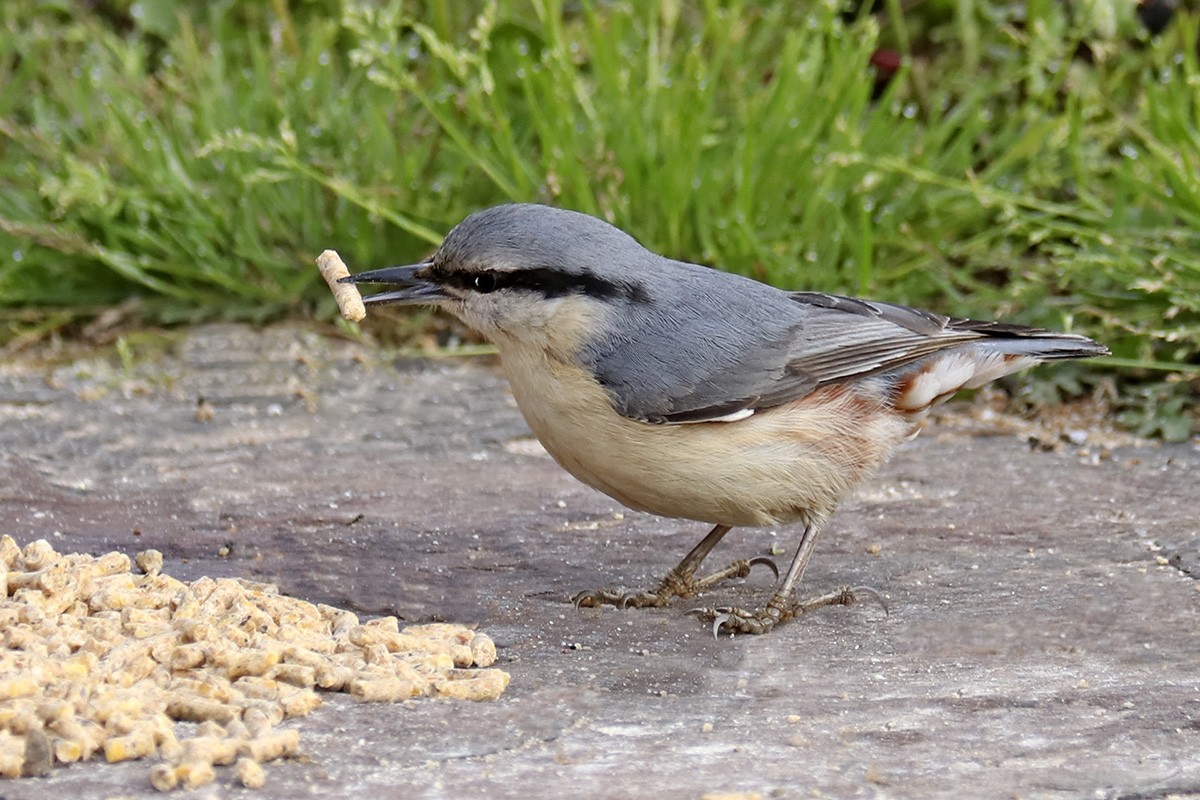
[691,585,888,637]
[571,587,671,609]
[573,557,778,610]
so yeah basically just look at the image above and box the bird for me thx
[342,203,1108,635]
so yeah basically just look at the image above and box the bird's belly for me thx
[500,350,914,528]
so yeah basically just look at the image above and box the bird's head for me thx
[343,204,653,355]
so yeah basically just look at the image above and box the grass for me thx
[0,0,1197,437]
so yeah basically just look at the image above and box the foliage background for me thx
[0,1,1197,437]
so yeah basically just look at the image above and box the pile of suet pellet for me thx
[0,536,507,791]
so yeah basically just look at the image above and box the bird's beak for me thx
[339,262,447,306]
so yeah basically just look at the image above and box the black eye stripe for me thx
[428,266,649,303]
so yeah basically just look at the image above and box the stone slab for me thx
[0,324,1196,799]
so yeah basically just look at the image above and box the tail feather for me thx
[947,319,1110,361]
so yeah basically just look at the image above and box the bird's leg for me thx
[573,524,777,609]
[693,521,887,635]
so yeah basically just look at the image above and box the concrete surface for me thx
[0,324,1197,800]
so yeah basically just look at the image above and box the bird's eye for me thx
[473,273,497,293]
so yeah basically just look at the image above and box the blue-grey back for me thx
[576,252,1101,424]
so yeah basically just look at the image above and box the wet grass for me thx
[0,1,1196,436]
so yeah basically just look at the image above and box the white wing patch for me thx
[687,408,756,424]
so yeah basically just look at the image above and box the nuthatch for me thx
[344,204,1108,635]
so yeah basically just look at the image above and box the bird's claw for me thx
[746,556,779,580]
[573,554,779,611]
[688,586,888,637]
[572,589,600,609]
[572,588,669,610]
[686,606,761,638]
[842,585,889,616]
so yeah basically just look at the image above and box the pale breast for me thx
[497,347,913,528]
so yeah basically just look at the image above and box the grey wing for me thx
[779,292,983,384]
[584,290,986,425]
